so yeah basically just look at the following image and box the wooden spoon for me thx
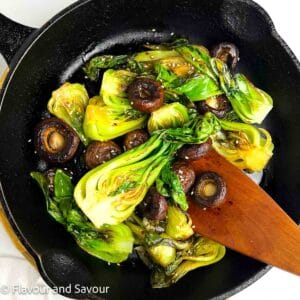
[187,149,300,276]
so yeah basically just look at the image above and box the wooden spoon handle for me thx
[188,150,300,275]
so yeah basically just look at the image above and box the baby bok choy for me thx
[211,58,273,124]
[151,236,225,288]
[83,69,147,141]
[147,102,190,133]
[47,83,89,145]
[176,44,273,124]
[31,169,134,263]
[126,207,225,288]
[211,118,274,172]
[74,135,179,228]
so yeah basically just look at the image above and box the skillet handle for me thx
[0,13,36,64]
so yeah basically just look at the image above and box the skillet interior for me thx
[0,0,300,299]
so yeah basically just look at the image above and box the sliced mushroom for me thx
[85,141,121,169]
[192,171,226,207]
[139,188,168,221]
[177,140,212,161]
[127,77,164,113]
[34,118,80,164]
[123,129,149,150]
[197,95,231,119]
[172,161,195,193]
[211,42,239,69]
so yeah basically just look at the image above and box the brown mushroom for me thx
[139,188,168,221]
[84,141,121,169]
[211,42,239,69]
[192,171,227,208]
[172,161,195,193]
[177,140,212,161]
[127,77,164,113]
[123,129,149,150]
[197,95,231,119]
[34,118,80,163]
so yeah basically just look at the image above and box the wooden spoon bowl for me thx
[187,150,300,275]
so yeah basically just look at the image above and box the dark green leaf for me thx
[222,110,240,122]
[155,178,169,197]
[173,75,222,101]
[159,163,188,211]
[176,45,217,82]
[30,171,65,224]
[54,169,74,198]
[155,64,181,88]
[126,58,145,74]
[83,55,129,80]
[145,38,189,50]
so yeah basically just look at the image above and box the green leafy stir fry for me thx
[31,39,274,288]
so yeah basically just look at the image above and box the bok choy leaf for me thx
[157,163,188,211]
[31,170,134,263]
[83,55,129,81]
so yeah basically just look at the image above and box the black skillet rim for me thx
[0,0,299,298]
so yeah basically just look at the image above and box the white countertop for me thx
[0,0,299,299]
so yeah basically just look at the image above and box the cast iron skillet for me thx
[0,0,299,299]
